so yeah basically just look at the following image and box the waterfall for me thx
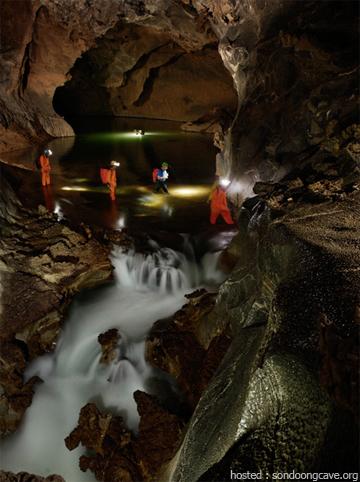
[0,244,225,482]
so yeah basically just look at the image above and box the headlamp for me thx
[220,178,231,187]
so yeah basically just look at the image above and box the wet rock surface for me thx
[169,192,360,481]
[97,328,121,365]
[221,1,359,192]
[0,172,113,436]
[146,289,232,409]
[65,392,185,482]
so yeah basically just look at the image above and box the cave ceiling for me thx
[53,22,237,121]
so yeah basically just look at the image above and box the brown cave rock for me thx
[97,328,121,365]
[146,289,232,409]
[0,0,236,152]
[0,174,113,435]
[0,472,64,482]
[65,391,185,482]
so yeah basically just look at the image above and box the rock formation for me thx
[167,189,359,481]
[146,289,232,409]
[54,23,236,122]
[65,393,185,482]
[0,472,64,482]
[97,328,121,365]
[0,171,113,436]
[0,0,236,153]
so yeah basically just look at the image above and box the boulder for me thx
[97,328,121,365]
[146,289,231,409]
[66,391,185,482]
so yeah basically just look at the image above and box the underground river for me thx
[2,117,226,234]
[0,118,237,481]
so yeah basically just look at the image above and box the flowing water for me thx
[0,118,238,479]
[0,243,226,481]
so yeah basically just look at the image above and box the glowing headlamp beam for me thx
[219,178,231,187]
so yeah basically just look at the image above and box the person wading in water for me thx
[153,162,169,194]
[39,149,52,187]
[100,160,120,201]
[208,177,234,225]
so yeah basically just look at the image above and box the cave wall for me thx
[0,0,124,152]
[0,0,235,153]
[168,191,360,481]
[1,0,358,184]
[210,0,359,186]
[53,23,237,122]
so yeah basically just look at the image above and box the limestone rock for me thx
[65,403,123,454]
[55,29,236,122]
[0,0,233,151]
[97,328,121,365]
[146,289,231,409]
[0,173,113,435]
[169,193,360,481]
[66,392,185,482]
[133,390,185,480]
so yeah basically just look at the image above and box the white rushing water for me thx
[0,245,224,482]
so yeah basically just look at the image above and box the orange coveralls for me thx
[39,154,51,186]
[109,168,117,201]
[210,187,234,224]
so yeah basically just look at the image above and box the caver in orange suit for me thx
[109,168,117,201]
[209,186,234,224]
[39,154,51,186]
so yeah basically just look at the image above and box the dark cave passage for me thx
[52,20,237,127]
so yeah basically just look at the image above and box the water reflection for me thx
[2,118,219,232]
[42,185,54,212]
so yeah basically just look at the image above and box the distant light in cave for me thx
[134,129,144,136]
[84,131,183,143]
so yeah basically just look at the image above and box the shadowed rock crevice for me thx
[132,51,185,107]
